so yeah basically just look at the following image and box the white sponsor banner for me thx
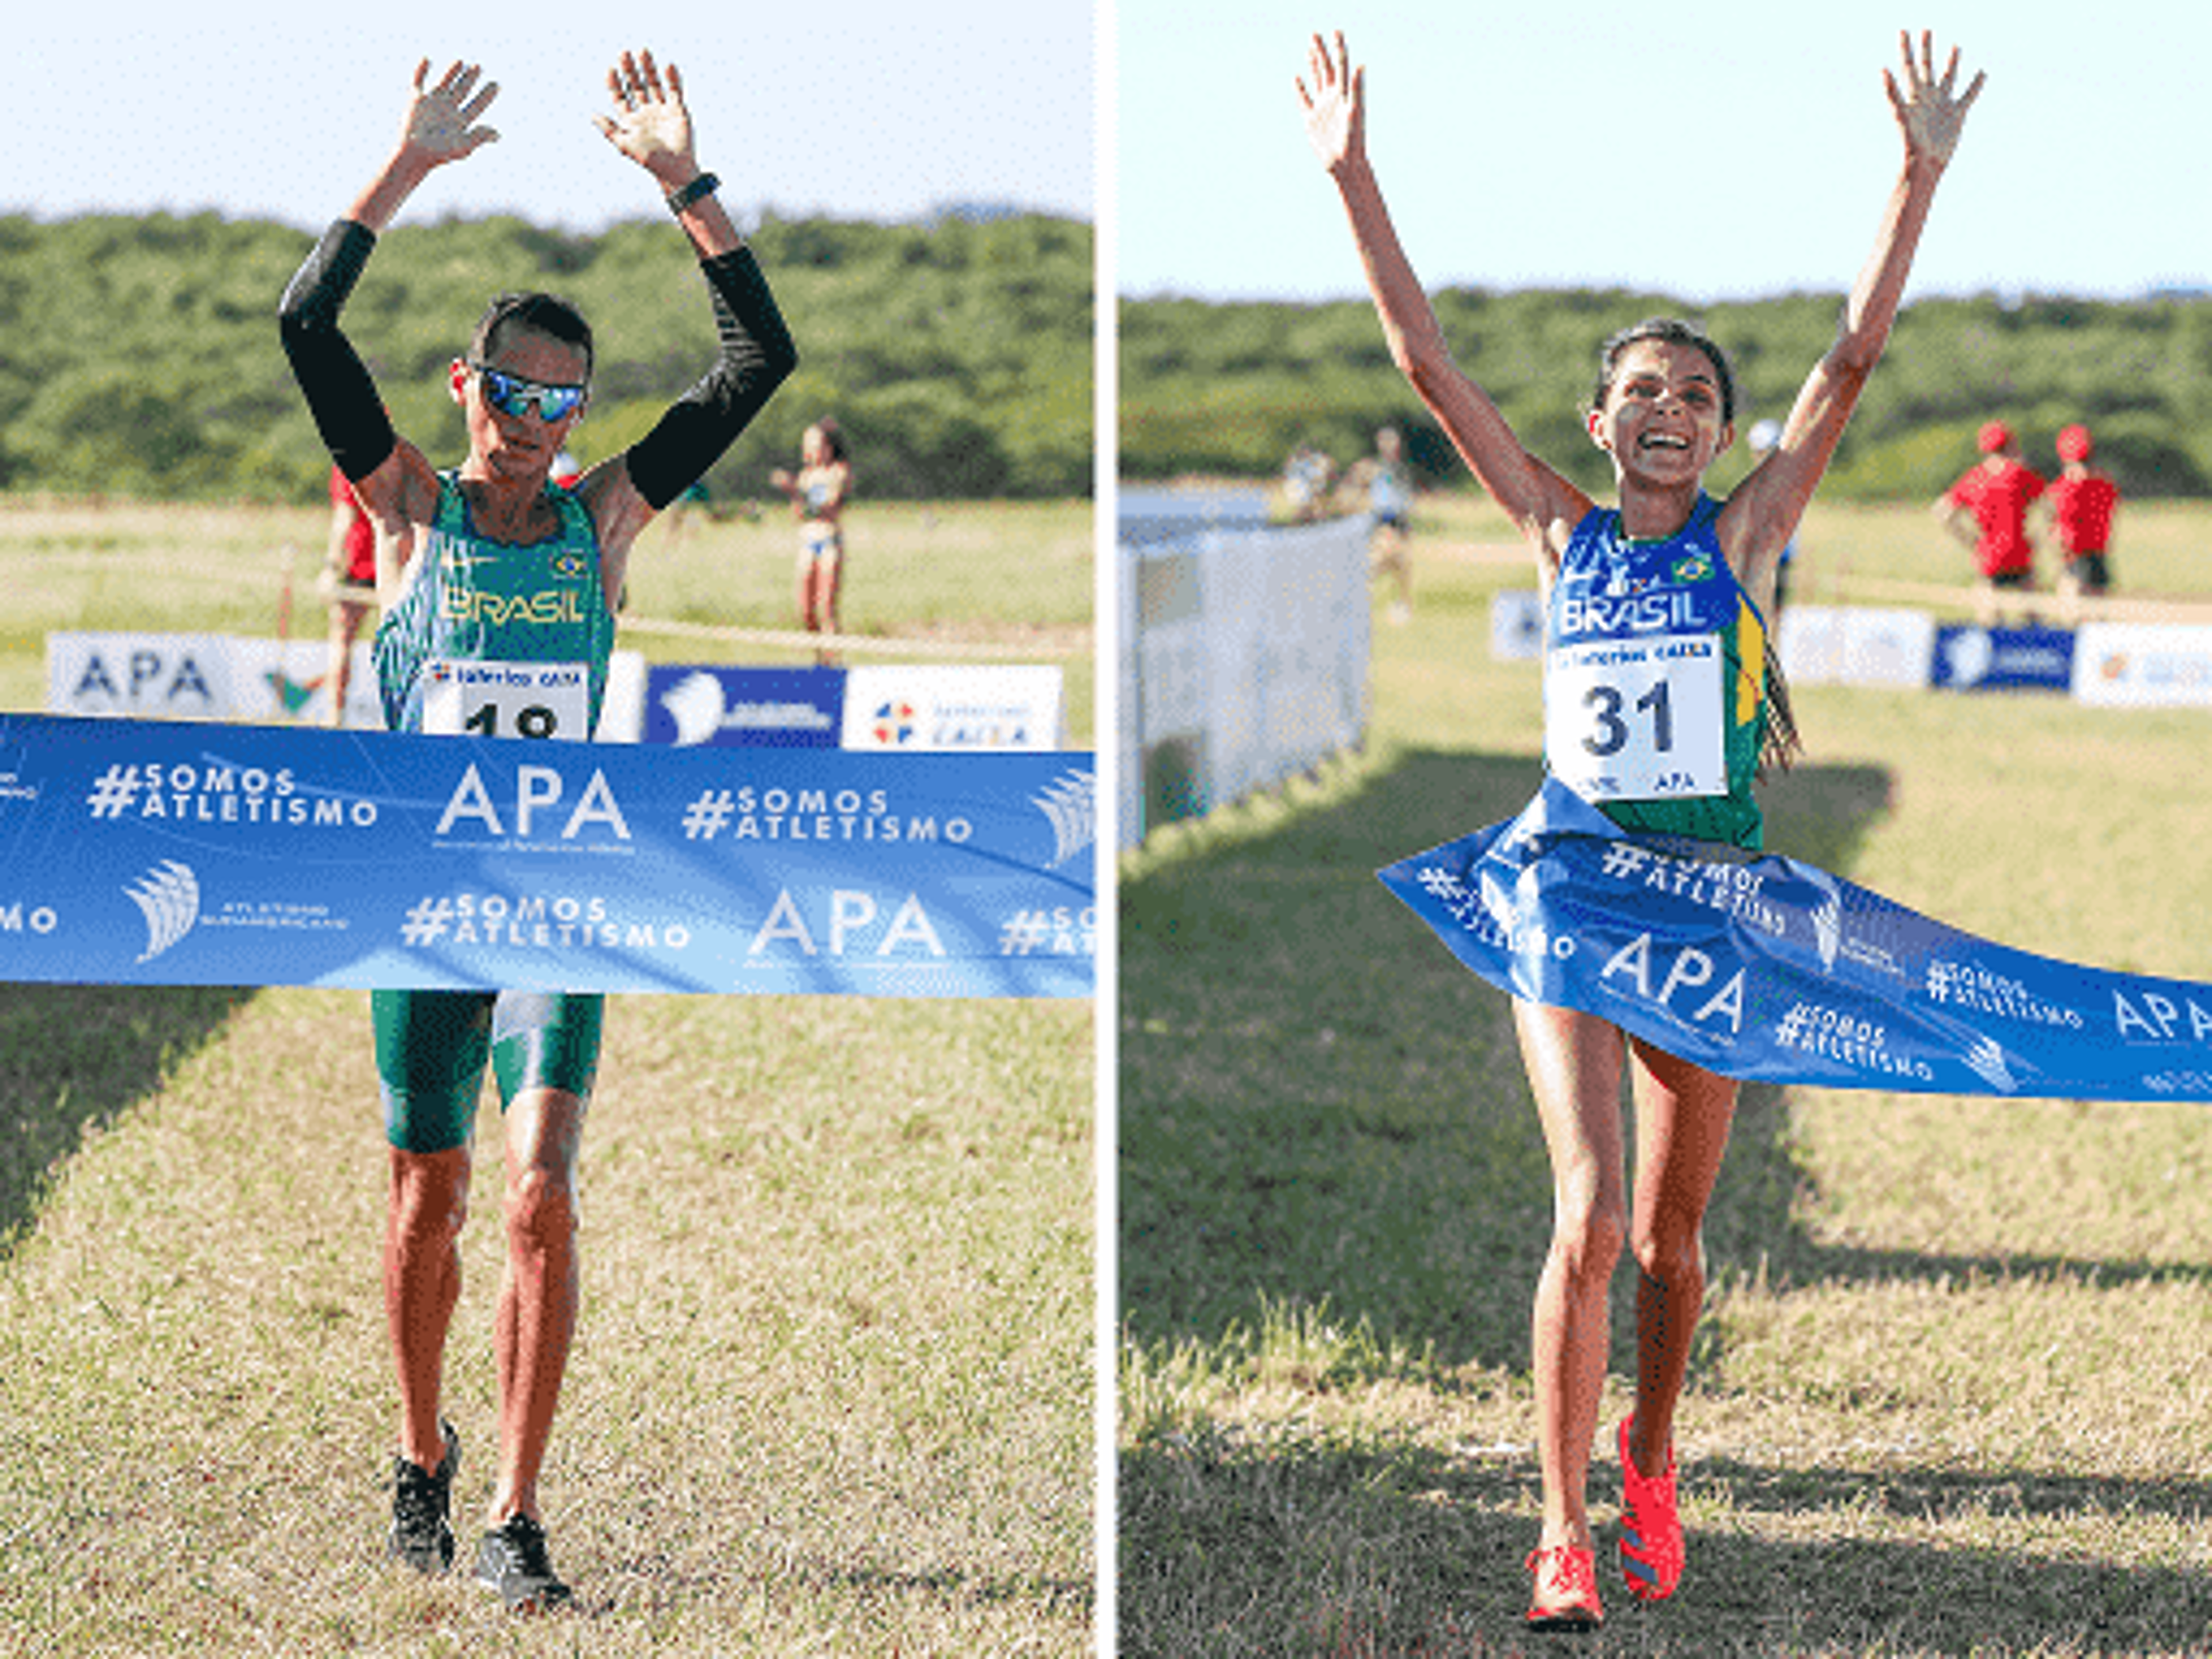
[48,631,380,727]
[840,664,1065,751]
[2071,623,2212,707]
[47,632,644,738]
[1776,605,1937,689]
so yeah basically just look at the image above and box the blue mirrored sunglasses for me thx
[471,363,588,423]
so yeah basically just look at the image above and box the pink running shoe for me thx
[1618,1415,1684,1601]
[1524,1543,1604,1631]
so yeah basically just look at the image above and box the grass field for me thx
[0,494,1096,741]
[0,493,1097,1656]
[1118,491,2212,1657]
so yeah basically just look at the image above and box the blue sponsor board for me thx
[1379,780,2212,1103]
[0,714,1094,998]
[1930,624,2076,692]
[642,665,844,747]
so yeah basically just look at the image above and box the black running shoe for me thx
[387,1419,461,1575]
[475,1513,573,1612]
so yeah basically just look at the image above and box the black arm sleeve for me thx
[278,220,398,483]
[624,247,799,512]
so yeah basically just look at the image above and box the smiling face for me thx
[451,327,590,487]
[1587,338,1734,486]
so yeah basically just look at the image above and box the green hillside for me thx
[0,210,1093,503]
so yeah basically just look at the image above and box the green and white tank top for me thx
[374,473,615,741]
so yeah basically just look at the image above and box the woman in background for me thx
[771,416,853,663]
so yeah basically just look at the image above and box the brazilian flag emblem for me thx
[1671,552,1714,584]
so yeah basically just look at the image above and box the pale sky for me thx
[1118,0,2210,302]
[2,1,1094,230]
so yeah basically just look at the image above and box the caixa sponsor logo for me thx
[1,899,60,936]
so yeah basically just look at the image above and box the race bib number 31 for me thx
[1545,632,1725,800]
[422,660,589,742]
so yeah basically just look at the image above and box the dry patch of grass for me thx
[1,986,1093,1656]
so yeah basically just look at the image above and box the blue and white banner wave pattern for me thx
[0,714,1094,998]
[1379,781,2212,1102]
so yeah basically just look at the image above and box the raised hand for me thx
[399,59,500,167]
[1296,31,1366,175]
[592,49,697,187]
[1884,30,1984,169]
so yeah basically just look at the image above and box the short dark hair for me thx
[1590,317,1736,427]
[471,292,594,382]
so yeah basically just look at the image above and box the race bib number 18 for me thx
[1545,632,1726,800]
[421,660,590,742]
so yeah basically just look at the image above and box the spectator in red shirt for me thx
[2043,422,2119,612]
[321,462,380,725]
[1934,419,2044,623]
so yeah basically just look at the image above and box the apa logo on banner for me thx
[0,713,1093,998]
[51,632,233,718]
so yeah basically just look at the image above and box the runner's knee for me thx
[504,1162,577,1252]
[1551,1188,1626,1285]
[390,1149,470,1242]
[1630,1218,1703,1290]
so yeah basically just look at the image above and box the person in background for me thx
[1345,423,1414,623]
[770,417,853,664]
[2044,422,2120,617]
[1282,441,1336,522]
[321,462,378,726]
[1934,419,2044,623]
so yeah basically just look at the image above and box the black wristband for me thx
[665,172,719,215]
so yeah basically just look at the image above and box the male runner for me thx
[279,50,794,1611]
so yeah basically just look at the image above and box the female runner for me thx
[770,418,853,663]
[1300,26,1981,1630]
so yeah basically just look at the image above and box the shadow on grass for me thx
[1119,1434,2212,1657]
[1119,747,1900,1370]
[804,1562,1093,1612]
[1122,746,2212,1650]
[0,982,255,1256]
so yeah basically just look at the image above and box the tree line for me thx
[1122,285,2212,500]
[0,209,1092,503]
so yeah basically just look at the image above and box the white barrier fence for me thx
[1119,512,1372,847]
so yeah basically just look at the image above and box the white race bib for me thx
[421,660,590,742]
[1545,631,1726,800]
